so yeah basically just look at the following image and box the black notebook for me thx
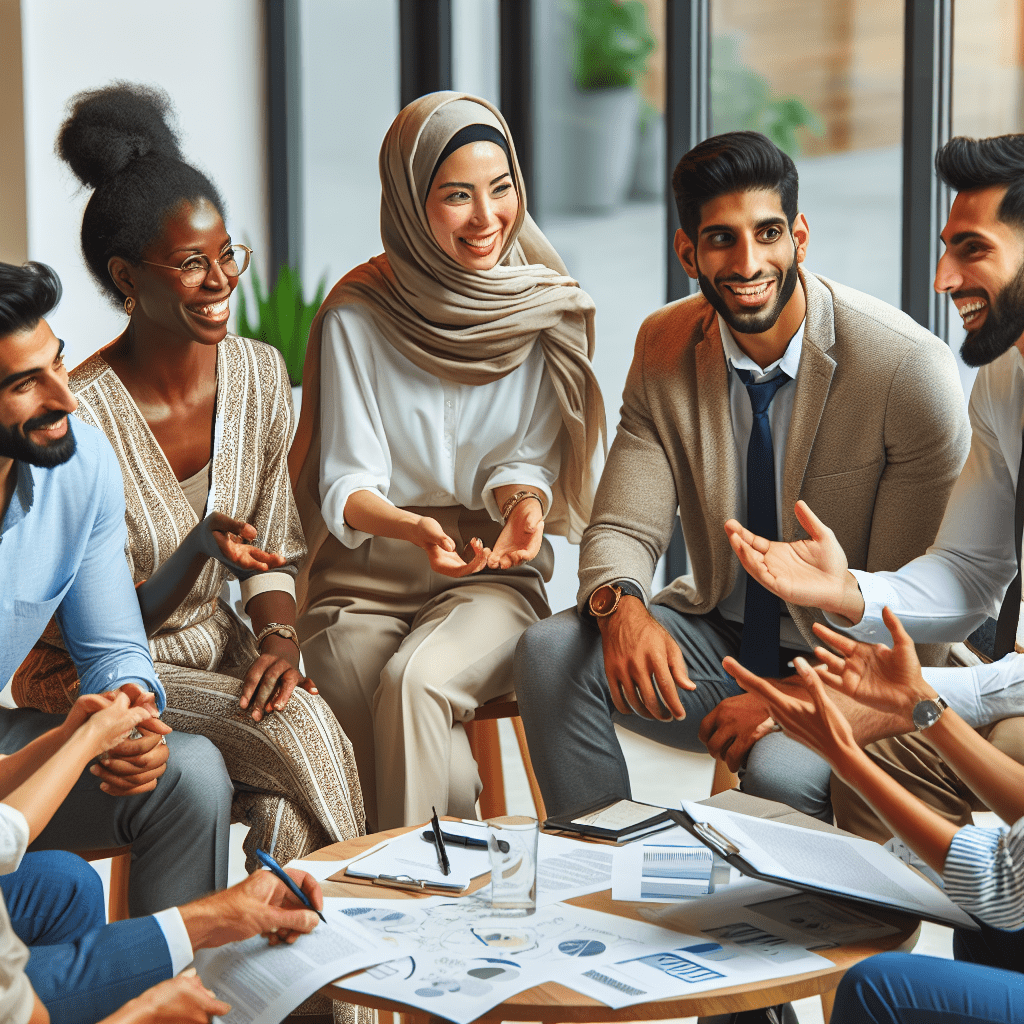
[544,796,675,843]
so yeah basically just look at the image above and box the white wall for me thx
[20,0,268,369]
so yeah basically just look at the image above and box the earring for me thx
[124,296,135,316]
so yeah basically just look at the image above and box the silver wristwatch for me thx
[911,695,948,732]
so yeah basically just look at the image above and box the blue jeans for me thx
[832,922,1024,1023]
[0,850,172,1024]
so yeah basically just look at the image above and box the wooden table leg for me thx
[820,986,836,1023]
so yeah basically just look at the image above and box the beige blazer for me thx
[578,271,972,664]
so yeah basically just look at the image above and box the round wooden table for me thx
[313,825,920,1023]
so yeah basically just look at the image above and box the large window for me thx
[531,0,666,610]
[711,1,905,307]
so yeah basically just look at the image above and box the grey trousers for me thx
[0,706,233,916]
[513,605,834,820]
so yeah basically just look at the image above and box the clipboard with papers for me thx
[669,800,979,931]
[342,819,492,893]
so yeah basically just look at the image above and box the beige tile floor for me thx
[89,722,994,1024]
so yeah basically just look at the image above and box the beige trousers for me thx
[832,717,1024,842]
[298,506,551,831]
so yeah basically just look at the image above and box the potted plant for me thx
[236,263,327,411]
[711,35,824,158]
[568,0,656,212]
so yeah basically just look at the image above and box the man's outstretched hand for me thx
[724,500,865,622]
[597,599,694,721]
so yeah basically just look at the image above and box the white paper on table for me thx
[345,820,491,889]
[564,922,829,1011]
[644,874,899,953]
[680,800,975,929]
[333,901,649,1024]
[196,917,405,1024]
[533,832,614,904]
[284,838,391,884]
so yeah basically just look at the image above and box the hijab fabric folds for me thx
[290,92,606,589]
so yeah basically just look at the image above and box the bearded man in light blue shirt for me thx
[0,260,232,916]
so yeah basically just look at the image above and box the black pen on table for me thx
[429,807,452,875]
[422,829,509,853]
[255,848,327,923]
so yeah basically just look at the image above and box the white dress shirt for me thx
[716,315,810,651]
[834,344,1024,726]
[318,304,563,548]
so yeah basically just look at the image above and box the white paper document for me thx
[534,832,614,903]
[196,918,404,1024]
[679,801,975,928]
[566,925,828,1011]
[330,899,645,1023]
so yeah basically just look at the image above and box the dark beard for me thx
[960,261,1024,368]
[697,250,801,337]
[0,411,76,467]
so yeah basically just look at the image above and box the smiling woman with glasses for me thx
[11,83,367,934]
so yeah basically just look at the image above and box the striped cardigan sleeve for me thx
[942,817,1024,930]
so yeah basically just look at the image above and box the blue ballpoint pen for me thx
[255,848,328,924]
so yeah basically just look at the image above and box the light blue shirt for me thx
[717,315,807,650]
[0,417,164,710]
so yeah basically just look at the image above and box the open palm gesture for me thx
[725,500,861,619]
[488,498,544,570]
[809,607,938,727]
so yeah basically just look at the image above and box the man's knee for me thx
[741,734,833,821]
[2,851,105,944]
[514,608,597,700]
[160,732,232,818]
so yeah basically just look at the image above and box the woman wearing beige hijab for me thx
[290,92,605,830]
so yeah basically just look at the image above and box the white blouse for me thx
[319,304,563,549]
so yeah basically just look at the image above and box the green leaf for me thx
[234,261,327,385]
[570,0,655,91]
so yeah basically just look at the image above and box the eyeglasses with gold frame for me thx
[141,244,253,287]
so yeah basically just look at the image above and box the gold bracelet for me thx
[256,622,299,649]
[501,490,544,524]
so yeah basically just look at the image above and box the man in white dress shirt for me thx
[727,134,1024,831]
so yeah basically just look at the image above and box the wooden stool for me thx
[711,758,740,796]
[464,697,546,821]
[80,845,131,922]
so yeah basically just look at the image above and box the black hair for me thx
[935,135,1024,230]
[56,82,226,307]
[0,262,63,337]
[425,124,514,199]
[672,131,799,243]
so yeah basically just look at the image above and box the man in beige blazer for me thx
[514,131,971,833]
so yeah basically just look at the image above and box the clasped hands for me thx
[409,497,544,578]
[62,684,172,796]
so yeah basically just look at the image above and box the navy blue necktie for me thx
[736,367,792,677]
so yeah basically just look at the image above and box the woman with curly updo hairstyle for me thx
[16,83,366,893]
